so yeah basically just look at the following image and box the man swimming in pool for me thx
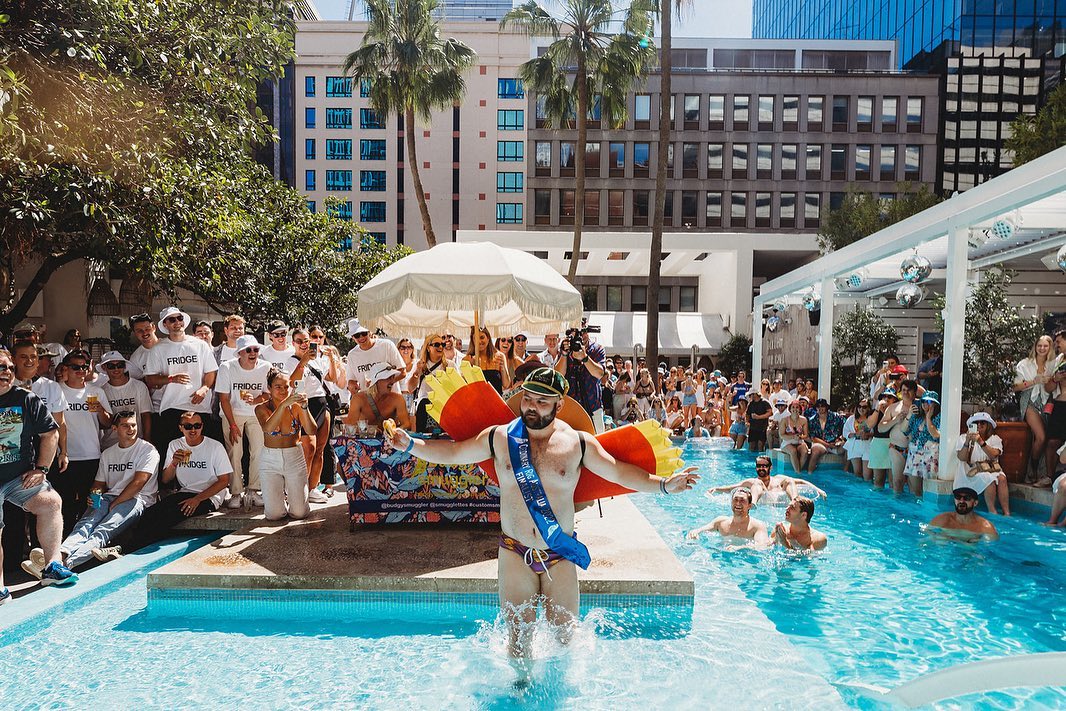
[687,487,769,546]
[706,455,826,506]
[928,486,999,541]
[772,496,828,551]
[387,368,699,656]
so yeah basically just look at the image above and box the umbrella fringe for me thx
[359,294,584,328]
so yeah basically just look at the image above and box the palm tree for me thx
[645,0,691,373]
[344,0,477,248]
[503,0,656,282]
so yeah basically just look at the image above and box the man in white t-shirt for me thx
[144,306,219,445]
[538,333,562,368]
[27,412,159,572]
[132,411,232,548]
[215,335,271,508]
[11,342,69,472]
[344,318,404,394]
[262,320,294,369]
[127,313,164,432]
[57,350,113,533]
[215,314,245,364]
[97,351,153,450]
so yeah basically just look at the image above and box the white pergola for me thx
[753,145,1066,478]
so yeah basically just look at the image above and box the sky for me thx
[311,0,754,38]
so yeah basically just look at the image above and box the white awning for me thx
[584,311,728,355]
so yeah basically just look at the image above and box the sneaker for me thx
[21,547,46,580]
[91,545,122,562]
[307,488,329,504]
[225,494,243,509]
[249,491,264,507]
[0,587,10,605]
[40,561,79,587]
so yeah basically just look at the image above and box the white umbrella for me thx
[357,242,583,338]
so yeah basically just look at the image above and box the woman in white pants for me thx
[255,370,316,521]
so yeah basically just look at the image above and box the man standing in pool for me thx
[772,496,828,551]
[928,487,1000,541]
[706,455,826,506]
[687,487,769,546]
[387,367,700,656]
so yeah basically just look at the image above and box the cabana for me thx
[753,145,1066,479]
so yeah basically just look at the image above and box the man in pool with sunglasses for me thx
[707,455,826,507]
[687,486,769,546]
[928,486,999,541]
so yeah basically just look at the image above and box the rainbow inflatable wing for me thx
[424,363,683,503]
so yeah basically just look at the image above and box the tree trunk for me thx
[405,107,437,248]
[646,2,672,375]
[0,253,79,335]
[567,54,588,284]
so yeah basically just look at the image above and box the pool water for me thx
[1,440,1063,709]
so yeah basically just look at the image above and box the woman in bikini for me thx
[780,401,810,474]
[255,370,317,521]
[633,367,656,415]
[681,371,699,424]
[464,326,507,393]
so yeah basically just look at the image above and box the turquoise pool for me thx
[1,440,1063,708]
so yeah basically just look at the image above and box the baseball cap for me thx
[953,486,979,500]
[890,364,909,376]
[520,367,569,398]
[35,345,59,358]
[266,320,288,334]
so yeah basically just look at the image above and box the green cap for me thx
[520,367,569,398]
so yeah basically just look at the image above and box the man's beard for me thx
[955,501,974,515]
[522,408,557,430]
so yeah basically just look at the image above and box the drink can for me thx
[90,490,103,508]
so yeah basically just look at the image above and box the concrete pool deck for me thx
[150,495,694,598]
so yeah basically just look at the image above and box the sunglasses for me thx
[104,362,127,370]
[354,332,370,339]
[293,338,310,345]
[428,342,444,349]
[270,331,287,338]
[164,316,184,324]
[0,363,11,373]
[499,338,512,343]
[130,313,152,325]
[514,336,527,342]
[180,423,204,430]
[399,345,414,350]
[953,494,975,501]
[243,348,260,354]
[68,364,90,371]
[115,410,136,420]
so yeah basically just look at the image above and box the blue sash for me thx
[504,419,591,569]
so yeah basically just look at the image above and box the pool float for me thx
[423,362,683,503]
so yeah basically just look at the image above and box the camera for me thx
[565,323,601,354]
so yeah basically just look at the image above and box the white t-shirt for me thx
[146,337,219,414]
[60,383,113,461]
[166,436,231,509]
[100,378,154,449]
[215,359,272,417]
[219,345,239,363]
[98,438,160,506]
[262,345,294,369]
[287,355,333,399]
[31,377,67,414]
[129,344,164,413]
[768,389,792,408]
[345,339,404,392]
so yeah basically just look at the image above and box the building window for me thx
[664,191,673,223]
[708,94,725,127]
[325,107,352,129]
[325,139,352,160]
[684,94,700,127]
[732,143,748,175]
[682,142,699,177]
[856,145,872,180]
[581,285,599,311]
[368,232,386,245]
[905,145,920,178]
[305,170,316,191]
[360,139,386,160]
[496,203,523,224]
[857,96,873,130]
[325,170,353,191]
[880,145,896,180]
[804,193,820,226]
[634,94,651,125]
[305,107,316,129]
[631,286,647,312]
[337,235,353,251]
[681,190,698,227]
[560,190,576,225]
[359,201,386,222]
[733,95,749,128]
[832,96,849,129]
[731,192,747,225]
[360,170,386,191]
[328,201,353,221]
[305,139,316,160]
[559,141,576,175]
[780,192,796,227]
[535,141,552,175]
[497,172,523,193]
[359,108,385,129]
[667,143,674,170]
[829,192,845,210]
[882,97,898,131]
[497,141,524,162]
[633,190,650,226]
[584,190,600,224]
[585,142,600,177]
[906,98,923,133]
[497,109,524,130]
[534,189,551,224]
[758,95,774,128]
[706,191,722,226]
[755,191,771,226]
[781,143,797,179]
[783,95,798,128]
[830,144,847,180]
[806,144,822,178]
[497,78,524,99]
[606,286,623,312]
[325,76,352,98]
[304,76,316,97]
[807,96,823,130]
[306,200,316,213]
[756,143,773,178]
[359,78,372,97]
[609,142,625,176]
[608,189,624,225]
[659,286,671,311]
[679,286,697,313]
[534,96,547,127]
[633,142,650,176]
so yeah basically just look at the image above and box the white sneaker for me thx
[225,494,243,509]
[21,547,46,580]
[249,492,264,507]
[91,546,122,562]
[307,489,329,504]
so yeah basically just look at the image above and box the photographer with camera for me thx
[554,321,607,433]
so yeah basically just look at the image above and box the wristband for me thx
[660,478,669,495]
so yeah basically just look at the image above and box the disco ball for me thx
[802,290,821,312]
[766,315,781,332]
[896,283,925,308]
[773,300,787,313]
[989,217,1015,240]
[1057,244,1066,273]
[899,254,933,284]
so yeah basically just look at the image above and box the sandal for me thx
[1034,477,1053,488]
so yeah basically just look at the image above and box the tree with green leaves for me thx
[830,305,899,408]
[1005,81,1066,166]
[503,0,656,282]
[344,0,476,249]
[716,332,752,378]
[817,183,941,253]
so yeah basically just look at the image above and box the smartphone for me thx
[967,423,978,434]
[309,342,318,356]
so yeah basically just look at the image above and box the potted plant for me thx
[933,268,1045,481]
